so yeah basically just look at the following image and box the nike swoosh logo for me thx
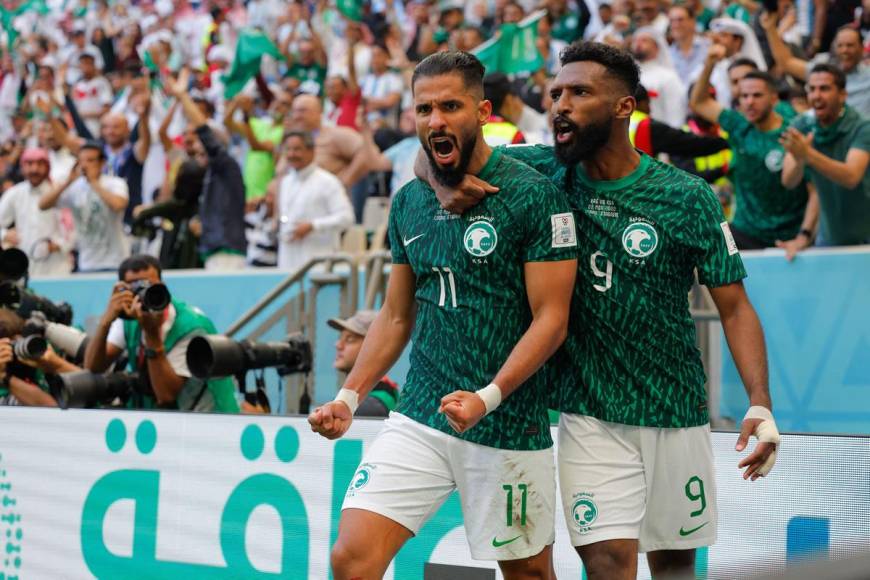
[403,234,425,246]
[679,522,709,537]
[491,535,522,548]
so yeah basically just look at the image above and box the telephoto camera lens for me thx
[138,282,171,312]
[124,280,171,313]
[12,335,47,360]
[48,371,142,409]
[186,334,312,379]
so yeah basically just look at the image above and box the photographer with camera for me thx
[83,255,239,412]
[0,309,80,407]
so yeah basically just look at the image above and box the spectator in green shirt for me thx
[223,91,294,202]
[781,63,870,251]
[691,45,811,251]
[283,38,327,96]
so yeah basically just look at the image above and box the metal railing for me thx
[225,254,358,413]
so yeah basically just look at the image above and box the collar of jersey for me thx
[476,146,503,183]
[574,151,650,192]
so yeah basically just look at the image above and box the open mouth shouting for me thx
[429,134,459,166]
[553,116,577,144]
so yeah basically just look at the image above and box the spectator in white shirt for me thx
[61,22,105,85]
[0,149,72,276]
[39,142,129,273]
[276,131,353,272]
[35,120,76,184]
[632,27,688,127]
[360,44,404,130]
[72,48,113,137]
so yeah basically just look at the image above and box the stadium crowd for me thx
[0,0,866,275]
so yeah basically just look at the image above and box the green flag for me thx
[222,29,284,99]
[0,0,49,48]
[472,10,546,76]
[472,36,501,73]
[336,0,363,22]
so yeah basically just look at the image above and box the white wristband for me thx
[475,383,503,415]
[743,405,780,476]
[334,388,359,415]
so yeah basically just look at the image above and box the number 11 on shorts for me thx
[503,483,528,526]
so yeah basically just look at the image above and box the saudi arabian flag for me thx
[472,10,546,76]
[222,29,284,99]
[472,36,501,73]
[336,0,363,22]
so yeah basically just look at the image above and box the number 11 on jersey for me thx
[432,267,457,308]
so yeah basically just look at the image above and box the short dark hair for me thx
[483,72,512,115]
[809,63,847,90]
[284,130,315,149]
[192,96,216,118]
[118,254,162,281]
[559,42,639,96]
[411,51,485,98]
[835,24,862,42]
[727,57,759,73]
[80,140,105,160]
[670,3,695,18]
[634,84,649,103]
[740,70,777,92]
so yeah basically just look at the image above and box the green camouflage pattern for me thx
[389,148,577,450]
[503,145,747,428]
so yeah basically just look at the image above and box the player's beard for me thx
[553,114,613,166]
[423,130,477,188]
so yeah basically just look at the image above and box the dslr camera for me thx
[0,248,73,325]
[22,311,90,364]
[118,280,172,319]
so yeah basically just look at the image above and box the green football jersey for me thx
[502,145,747,428]
[718,109,808,245]
[388,147,577,450]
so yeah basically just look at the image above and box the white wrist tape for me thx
[334,388,359,415]
[744,405,780,476]
[475,383,503,415]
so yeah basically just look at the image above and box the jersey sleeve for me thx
[499,144,562,180]
[521,177,578,262]
[717,108,750,141]
[387,185,410,264]
[852,119,870,153]
[691,179,748,287]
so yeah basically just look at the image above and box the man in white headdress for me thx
[709,17,767,107]
[631,28,687,127]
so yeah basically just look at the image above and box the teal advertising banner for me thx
[0,409,868,579]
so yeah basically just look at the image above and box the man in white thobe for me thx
[0,149,73,277]
[277,131,354,272]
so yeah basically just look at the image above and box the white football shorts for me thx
[343,412,556,560]
[558,413,717,552]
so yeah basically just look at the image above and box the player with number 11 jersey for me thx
[310,51,577,579]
